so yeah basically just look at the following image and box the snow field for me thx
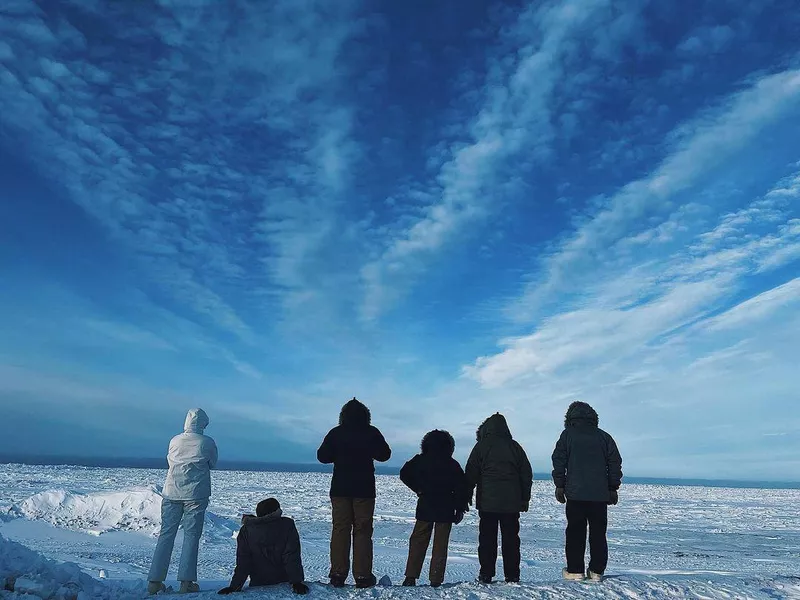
[1,464,799,598]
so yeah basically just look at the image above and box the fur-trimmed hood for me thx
[476,413,512,441]
[339,398,371,428]
[564,401,599,427]
[421,429,455,456]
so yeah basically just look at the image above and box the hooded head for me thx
[476,413,512,441]
[256,498,281,518]
[339,397,371,428]
[564,401,599,428]
[421,430,455,457]
[184,408,209,434]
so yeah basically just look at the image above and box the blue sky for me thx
[1,0,798,481]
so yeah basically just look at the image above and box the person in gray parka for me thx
[551,402,622,582]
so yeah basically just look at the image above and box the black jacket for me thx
[551,402,623,502]
[466,414,533,514]
[229,511,304,590]
[400,431,469,524]
[317,400,391,498]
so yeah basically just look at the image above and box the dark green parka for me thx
[465,413,533,514]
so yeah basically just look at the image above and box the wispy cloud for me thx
[507,67,800,322]
[359,0,644,321]
[0,0,363,338]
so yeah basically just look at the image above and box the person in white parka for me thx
[148,408,218,595]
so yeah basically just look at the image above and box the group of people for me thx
[146,399,623,595]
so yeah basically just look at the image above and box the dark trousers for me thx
[565,500,608,575]
[330,497,375,580]
[405,521,453,585]
[478,512,520,580]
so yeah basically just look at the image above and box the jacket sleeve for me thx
[453,461,470,511]
[207,438,219,469]
[229,526,251,591]
[282,520,305,584]
[605,434,623,490]
[551,430,568,489]
[317,430,335,464]
[516,443,534,503]
[464,444,481,505]
[371,427,392,463]
[399,457,420,494]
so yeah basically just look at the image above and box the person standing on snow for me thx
[400,430,469,588]
[551,401,623,582]
[317,398,391,589]
[217,498,309,596]
[148,408,218,595]
[466,413,533,584]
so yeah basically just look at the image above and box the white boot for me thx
[179,582,200,594]
[147,582,166,596]
[587,570,603,582]
[562,568,585,581]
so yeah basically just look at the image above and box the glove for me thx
[521,501,529,513]
[292,583,309,595]
[555,488,566,504]
[454,510,465,524]
[217,587,238,595]
[608,490,618,505]
[241,513,255,524]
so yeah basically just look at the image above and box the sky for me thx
[0,0,798,482]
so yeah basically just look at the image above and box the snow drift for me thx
[13,487,237,540]
[17,487,163,536]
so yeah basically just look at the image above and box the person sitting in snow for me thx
[400,430,469,588]
[466,413,533,584]
[551,401,623,582]
[217,498,309,595]
[316,398,391,589]
[148,408,218,595]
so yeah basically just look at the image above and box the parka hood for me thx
[476,413,512,441]
[421,429,455,457]
[184,408,209,433]
[339,398,371,428]
[564,401,599,428]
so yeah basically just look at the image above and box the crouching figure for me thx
[218,498,309,595]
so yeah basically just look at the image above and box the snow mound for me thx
[17,488,163,536]
[0,534,141,600]
[14,487,239,540]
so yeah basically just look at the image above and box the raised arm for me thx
[551,430,568,489]
[371,428,392,463]
[316,430,335,464]
[399,457,420,494]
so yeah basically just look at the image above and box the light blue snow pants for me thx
[148,498,208,582]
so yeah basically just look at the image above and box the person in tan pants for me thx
[317,398,391,588]
[400,430,468,588]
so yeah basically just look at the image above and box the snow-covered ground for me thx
[1,464,799,599]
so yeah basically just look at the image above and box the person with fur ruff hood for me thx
[400,430,469,588]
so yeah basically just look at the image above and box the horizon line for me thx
[1,454,797,489]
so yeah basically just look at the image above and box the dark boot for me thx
[329,575,346,588]
[478,574,493,584]
[355,575,376,589]
[402,578,416,587]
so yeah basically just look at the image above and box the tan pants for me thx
[330,497,375,579]
[405,521,453,585]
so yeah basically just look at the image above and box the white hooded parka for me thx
[162,408,218,501]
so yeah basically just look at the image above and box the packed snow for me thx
[1,464,799,599]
